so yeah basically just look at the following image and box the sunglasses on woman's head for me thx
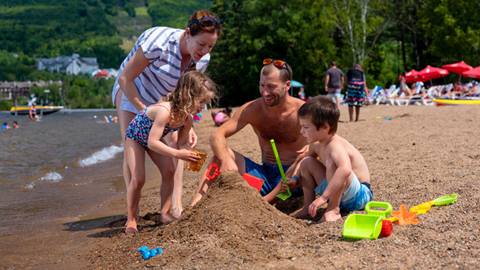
[263,58,287,70]
[189,16,222,28]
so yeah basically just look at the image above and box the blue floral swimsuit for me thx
[126,108,182,148]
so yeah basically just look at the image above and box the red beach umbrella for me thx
[441,61,473,74]
[462,66,480,80]
[404,69,422,83]
[417,65,449,81]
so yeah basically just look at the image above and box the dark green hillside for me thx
[148,0,212,28]
[0,0,214,109]
[0,0,213,73]
[0,0,125,68]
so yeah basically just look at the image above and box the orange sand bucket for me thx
[185,149,208,172]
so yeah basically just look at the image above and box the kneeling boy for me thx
[294,96,372,222]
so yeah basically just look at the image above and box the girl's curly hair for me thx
[168,71,217,122]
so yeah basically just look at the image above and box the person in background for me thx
[104,115,112,123]
[325,61,345,109]
[298,87,306,101]
[398,74,413,97]
[29,105,38,121]
[13,121,19,129]
[414,81,425,95]
[211,107,232,126]
[453,81,466,97]
[466,81,479,96]
[345,64,368,122]
[1,122,10,130]
[112,10,222,218]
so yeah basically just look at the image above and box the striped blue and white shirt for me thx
[112,27,210,105]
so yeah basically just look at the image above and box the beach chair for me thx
[376,85,400,105]
[386,85,401,105]
[367,85,384,105]
[401,82,427,105]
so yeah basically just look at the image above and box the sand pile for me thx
[90,172,311,269]
[156,172,309,267]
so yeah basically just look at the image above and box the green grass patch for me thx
[135,7,148,17]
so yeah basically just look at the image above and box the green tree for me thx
[328,0,394,66]
[418,0,480,66]
[209,0,337,105]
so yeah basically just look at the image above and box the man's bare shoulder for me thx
[236,98,264,120]
[288,96,306,109]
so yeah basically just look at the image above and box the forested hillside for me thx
[0,0,212,109]
[1,0,124,68]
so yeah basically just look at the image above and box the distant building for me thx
[36,54,98,75]
[0,80,62,101]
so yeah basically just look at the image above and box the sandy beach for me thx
[2,105,479,269]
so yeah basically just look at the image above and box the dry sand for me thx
[11,105,480,269]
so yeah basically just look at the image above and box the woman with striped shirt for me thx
[113,10,222,224]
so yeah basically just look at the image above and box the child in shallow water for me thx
[124,71,216,234]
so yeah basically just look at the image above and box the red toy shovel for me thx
[242,173,264,191]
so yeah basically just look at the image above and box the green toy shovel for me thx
[270,139,291,201]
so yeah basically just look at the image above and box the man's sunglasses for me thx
[263,58,287,70]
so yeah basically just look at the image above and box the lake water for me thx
[0,111,125,235]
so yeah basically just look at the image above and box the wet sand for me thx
[3,105,480,269]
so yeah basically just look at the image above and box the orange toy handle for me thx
[205,162,220,181]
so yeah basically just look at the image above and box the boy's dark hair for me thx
[298,96,339,134]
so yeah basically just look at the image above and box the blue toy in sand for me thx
[137,246,164,260]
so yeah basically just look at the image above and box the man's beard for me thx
[264,95,279,107]
[264,91,286,106]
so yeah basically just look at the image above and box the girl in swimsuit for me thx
[124,71,216,234]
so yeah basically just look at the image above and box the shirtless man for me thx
[191,58,307,205]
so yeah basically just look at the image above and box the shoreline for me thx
[0,108,116,114]
[0,156,163,269]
